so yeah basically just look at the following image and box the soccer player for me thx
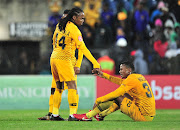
[73,61,156,121]
[38,9,83,121]
[50,7,100,121]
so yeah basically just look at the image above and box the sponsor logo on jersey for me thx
[78,36,83,41]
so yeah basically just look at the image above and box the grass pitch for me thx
[0,109,180,130]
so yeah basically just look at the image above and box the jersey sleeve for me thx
[102,73,123,85]
[121,75,137,92]
[95,74,137,104]
[95,86,126,104]
[75,49,83,68]
[70,25,100,68]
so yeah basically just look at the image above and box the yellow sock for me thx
[99,103,119,117]
[86,101,113,118]
[49,94,53,113]
[68,89,77,115]
[52,88,63,115]
[75,93,79,113]
[86,107,100,118]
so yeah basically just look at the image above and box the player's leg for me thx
[99,93,133,118]
[38,76,56,120]
[87,101,114,117]
[54,60,78,121]
[49,78,56,114]
[119,97,151,121]
[50,59,64,121]
[66,80,79,121]
[74,75,79,113]
[73,101,114,121]
[99,102,119,118]
[51,81,64,120]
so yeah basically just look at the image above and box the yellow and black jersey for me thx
[96,73,156,116]
[51,21,99,68]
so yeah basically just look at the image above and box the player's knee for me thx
[56,81,64,89]
[114,96,124,107]
[66,81,76,89]
[51,88,55,95]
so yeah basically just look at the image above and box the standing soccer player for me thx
[50,7,100,121]
[73,61,156,121]
[38,9,83,121]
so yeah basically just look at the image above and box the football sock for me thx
[52,88,63,115]
[74,75,79,114]
[75,93,79,113]
[49,88,56,113]
[68,89,78,115]
[99,102,119,117]
[86,101,113,118]
[48,94,53,113]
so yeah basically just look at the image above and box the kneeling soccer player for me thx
[73,61,156,121]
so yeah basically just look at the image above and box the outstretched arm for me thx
[93,69,123,86]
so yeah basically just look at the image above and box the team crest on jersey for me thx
[78,36,83,41]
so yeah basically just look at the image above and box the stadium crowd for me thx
[45,0,180,75]
[1,0,179,75]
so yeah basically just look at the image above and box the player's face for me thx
[119,64,131,78]
[74,12,85,26]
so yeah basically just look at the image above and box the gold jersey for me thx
[51,22,77,64]
[97,73,156,116]
[51,21,99,68]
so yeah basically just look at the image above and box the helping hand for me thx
[74,67,80,75]
[92,68,103,77]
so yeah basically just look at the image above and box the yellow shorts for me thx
[51,75,78,90]
[50,59,76,82]
[120,97,153,121]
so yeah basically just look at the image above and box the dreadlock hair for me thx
[63,9,70,14]
[58,7,83,31]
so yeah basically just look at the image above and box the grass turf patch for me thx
[0,109,180,130]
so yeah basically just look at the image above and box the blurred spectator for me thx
[18,51,30,74]
[110,38,130,74]
[73,1,82,8]
[153,36,168,58]
[79,57,92,74]
[38,54,51,75]
[169,0,180,22]
[97,50,115,75]
[116,27,125,41]
[116,10,127,29]
[0,47,12,74]
[79,23,94,48]
[100,2,114,28]
[170,22,180,49]
[164,19,174,43]
[132,1,149,39]
[133,49,149,75]
[103,0,118,14]
[149,53,168,74]
[94,19,113,48]
[150,18,163,44]
[133,33,149,53]
[150,1,164,25]
[84,0,101,29]
[47,1,62,35]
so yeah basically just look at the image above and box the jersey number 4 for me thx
[142,83,152,98]
[59,36,66,49]
[55,34,66,49]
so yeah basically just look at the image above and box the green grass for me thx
[0,109,180,130]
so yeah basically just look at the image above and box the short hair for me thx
[120,60,135,71]
[63,9,70,14]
